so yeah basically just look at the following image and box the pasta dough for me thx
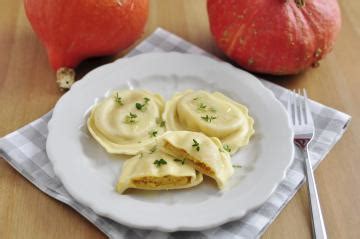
[116,146,203,193]
[163,90,254,154]
[159,131,234,189]
[88,90,166,155]
[86,89,255,193]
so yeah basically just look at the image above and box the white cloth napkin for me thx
[0,28,351,239]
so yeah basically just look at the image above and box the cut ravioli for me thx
[159,131,234,189]
[88,90,166,155]
[116,146,203,193]
[163,90,254,154]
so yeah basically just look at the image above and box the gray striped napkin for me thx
[0,28,351,239]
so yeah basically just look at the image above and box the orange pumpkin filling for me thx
[132,175,191,188]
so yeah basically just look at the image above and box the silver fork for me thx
[287,89,327,239]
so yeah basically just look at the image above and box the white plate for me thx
[47,52,294,232]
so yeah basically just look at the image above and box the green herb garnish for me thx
[223,144,231,153]
[232,164,242,168]
[149,130,158,138]
[135,103,143,110]
[154,158,167,167]
[149,146,157,154]
[201,115,217,122]
[135,97,151,111]
[138,152,144,159]
[192,139,200,151]
[114,93,123,105]
[124,112,137,124]
[156,118,166,127]
[174,158,186,165]
[209,107,217,113]
[198,103,207,112]
[193,97,199,101]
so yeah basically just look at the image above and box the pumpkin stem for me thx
[294,0,306,8]
[56,67,75,90]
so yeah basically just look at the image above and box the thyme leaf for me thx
[198,103,207,112]
[149,130,158,138]
[223,144,231,153]
[174,158,186,165]
[114,93,123,105]
[192,139,200,151]
[135,97,151,111]
[201,115,217,122]
[154,159,167,167]
[156,118,166,127]
[124,112,138,124]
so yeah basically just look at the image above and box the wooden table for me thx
[1,0,359,238]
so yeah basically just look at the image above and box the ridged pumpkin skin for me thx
[207,0,341,75]
[24,0,148,70]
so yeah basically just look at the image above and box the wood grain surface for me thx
[1,0,359,238]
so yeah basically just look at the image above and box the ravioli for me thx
[163,90,254,154]
[159,131,234,189]
[88,90,166,155]
[116,146,203,193]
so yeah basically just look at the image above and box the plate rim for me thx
[47,52,294,232]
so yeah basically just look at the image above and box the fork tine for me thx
[293,90,299,125]
[302,88,309,124]
[297,89,304,125]
[287,91,293,125]
[303,88,312,124]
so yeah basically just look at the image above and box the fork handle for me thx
[302,148,327,239]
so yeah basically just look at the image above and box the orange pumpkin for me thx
[207,0,341,75]
[24,0,149,89]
